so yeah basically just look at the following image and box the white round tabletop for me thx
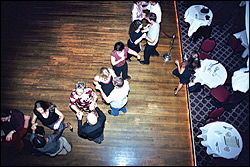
[199,121,243,159]
[194,59,227,88]
[184,5,213,37]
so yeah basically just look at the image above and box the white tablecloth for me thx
[184,5,213,37]
[197,121,243,159]
[233,30,249,58]
[194,59,227,88]
[232,67,249,93]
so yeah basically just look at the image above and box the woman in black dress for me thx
[172,51,201,96]
[127,19,147,61]
[172,60,192,96]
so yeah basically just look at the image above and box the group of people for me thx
[128,1,200,96]
[1,1,199,159]
[112,1,162,81]
[1,67,130,157]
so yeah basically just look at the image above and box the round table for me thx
[194,59,227,88]
[184,5,213,37]
[197,121,243,159]
[232,67,249,93]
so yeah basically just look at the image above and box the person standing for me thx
[76,107,106,144]
[140,12,160,65]
[93,67,116,102]
[95,76,130,116]
[30,122,72,157]
[131,1,143,22]
[111,42,140,80]
[31,100,73,132]
[69,81,98,114]
[172,60,192,96]
[143,1,162,24]
[127,20,147,61]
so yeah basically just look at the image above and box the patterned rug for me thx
[176,1,249,166]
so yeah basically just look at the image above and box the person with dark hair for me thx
[95,76,130,116]
[140,12,160,65]
[31,100,73,132]
[127,20,147,61]
[76,107,106,144]
[1,108,45,154]
[186,50,201,71]
[131,1,143,22]
[30,121,72,157]
[142,9,150,24]
[1,109,31,153]
[69,81,98,114]
[172,59,193,96]
[143,1,162,24]
[111,42,140,80]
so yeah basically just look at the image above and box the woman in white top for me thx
[131,1,143,22]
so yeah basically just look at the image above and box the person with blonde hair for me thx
[69,81,98,114]
[93,67,116,102]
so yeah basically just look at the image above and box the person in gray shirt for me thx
[30,122,72,157]
[140,12,160,65]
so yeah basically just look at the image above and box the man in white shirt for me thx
[145,1,162,24]
[95,77,130,116]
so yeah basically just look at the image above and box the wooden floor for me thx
[1,1,193,166]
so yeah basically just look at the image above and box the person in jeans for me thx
[30,122,72,157]
[95,76,130,116]
[140,12,160,65]
[76,107,106,144]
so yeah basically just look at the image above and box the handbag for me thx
[188,82,201,93]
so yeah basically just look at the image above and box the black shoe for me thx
[140,61,149,65]
[174,88,177,96]
[126,76,131,80]
[151,54,159,57]
[108,110,112,115]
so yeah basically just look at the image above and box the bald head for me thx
[87,112,97,125]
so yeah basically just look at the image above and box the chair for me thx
[227,35,245,52]
[200,38,216,53]
[208,107,225,118]
[210,85,231,103]
[198,38,216,60]
[224,69,232,86]
[199,52,212,60]
[204,85,235,108]
[199,108,225,125]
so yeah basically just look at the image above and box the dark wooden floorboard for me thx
[1,1,193,166]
